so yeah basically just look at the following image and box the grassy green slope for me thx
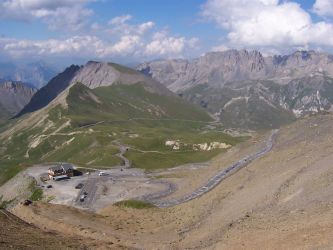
[0,82,244,185]
[183,81,295,130]
[67,83,212,124]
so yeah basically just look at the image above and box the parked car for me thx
[75,183,84,189]
[47,185,53,188]
[99,172,109,176]
[23,200,32,206]
[79,195,85,202]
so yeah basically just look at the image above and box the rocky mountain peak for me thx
[71,62,122,88]
[17,64,81,117]
[71,61,172,96]
[0,80,37,119]
[18,60,175,117]
[138,49,333,91]
[0,80,36,93]
[200,49,265,64]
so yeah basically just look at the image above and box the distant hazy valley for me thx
[0,61,57,89]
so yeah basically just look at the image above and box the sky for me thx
[0,0,333,67]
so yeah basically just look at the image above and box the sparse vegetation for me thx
[126,149,223,170]
[29,188,43,201]
[46,196,55,202]
[108,62,137,74]
[28,181,43,201]
[114,200,155,209]
[0,195,13,209]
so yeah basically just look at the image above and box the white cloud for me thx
[3,0,89,10]
[145,31,185,56]
[137,22,155,35]
[0,0,94,31]
[102,35,142,56]
[102,15,197,58]
[314,0,333,17]
[202,0,333,51]
[107,15,155,36]
[0,36,104,58]
[109,15,133,25]
[0,31,198,60]
[211,44,230,52]
[0,7,198,61]
[43,5,93,31]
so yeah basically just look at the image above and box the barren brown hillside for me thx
[0,209,116,249]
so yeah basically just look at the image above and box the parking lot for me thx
[25,165,174,211]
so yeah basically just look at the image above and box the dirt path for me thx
[116,145,131,168]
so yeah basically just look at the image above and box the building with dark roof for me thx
[48,163,74,179]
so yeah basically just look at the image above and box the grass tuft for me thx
[28,181,43,201]
[114,200,155,209]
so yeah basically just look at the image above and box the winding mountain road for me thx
[74,130,278,210]
[145,129,279,208]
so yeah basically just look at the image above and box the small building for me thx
[48,163,74,180]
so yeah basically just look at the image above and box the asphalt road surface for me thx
[136,180,177,201]
[146,129,279,208]
[75,176,99,208]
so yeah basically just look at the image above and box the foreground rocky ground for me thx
[3,113,333,249]
[0,209,111,249]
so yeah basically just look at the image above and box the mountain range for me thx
[137,50,333,129]
[0,61,215,184]
[2,49,333,130]
[18,61,202,118]
[0,80,37,124]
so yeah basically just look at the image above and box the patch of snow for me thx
[165,140,181,150]
[292,109,303,118]
[223,96,249,109]
[166,140,231,151]
[259,96,278,110]
[64,137,75,145]
[193,142,231,151]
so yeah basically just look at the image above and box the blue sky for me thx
[0,0,332,67]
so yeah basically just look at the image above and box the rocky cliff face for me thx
[17,65,80,116]
[137,59,189,87]
[71,61,173,96]
[0,80,37,122]
[138,50,333,92]
[137,50,333,129]
[18,61,176,117]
